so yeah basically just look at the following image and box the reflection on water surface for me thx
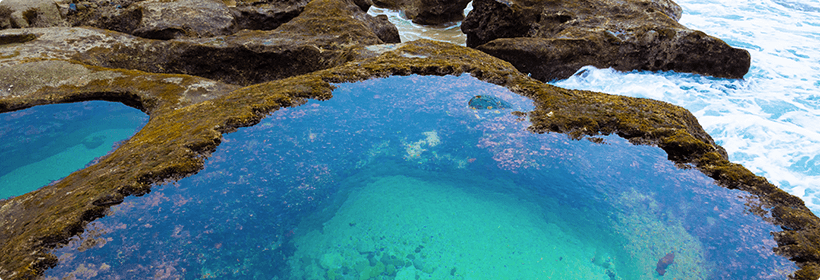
[45,75,794,279]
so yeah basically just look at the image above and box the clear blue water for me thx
[549,0,820,213]
[45,75,795,279]
[0,101,148,199]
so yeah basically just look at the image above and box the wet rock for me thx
[356,13,401,43]
[461,0,751,80]
[0,0,68,29]
[133,0,237,40]
[372,0,472,25]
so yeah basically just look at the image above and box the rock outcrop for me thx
[372,0,472,25]
[0,0,397,85]
[0,0,68,29]
[461,0,751,81]
[132,0,238,40]
[62,0,382,41]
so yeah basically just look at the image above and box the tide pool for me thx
[44,75,794,279]
[0,101,148,199]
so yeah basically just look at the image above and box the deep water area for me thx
[0,101,148,199]
[44,75,796,279]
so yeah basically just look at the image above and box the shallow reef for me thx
[1,0,819,279]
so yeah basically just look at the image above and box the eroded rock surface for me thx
[0,0,397,85]
[372,0,472,25]
[133,0,237,39]
[62,0,378,41]
[462,0,750,81]
[0,0,68,29]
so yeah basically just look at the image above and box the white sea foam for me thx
[367,2,472,45]
[553,0,820,212]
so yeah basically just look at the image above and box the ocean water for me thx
[368,4,470,45]
[550,0,820,213]
[0,101,148,199]
[372,0,820,214]
[44,75,795,279]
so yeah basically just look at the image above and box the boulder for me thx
[230,0,311,31]
[0,0,68,29]
[66,0,150,35]
[372,0,472,25]
[461,0,750,80]
[133,0,237,40]
[0,0,396,85]
[66,0,309,38]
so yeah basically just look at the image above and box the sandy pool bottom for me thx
[288,175,616,280]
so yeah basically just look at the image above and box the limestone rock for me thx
[461,0,750,80]
[0,0,394,85]
[372,0,472,25]
[230,0,310,31]
[0,0,68,29]
[66,0,150,35]
[133,0,237,39]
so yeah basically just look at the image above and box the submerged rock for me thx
[655,252,675,275]
[468,95,512,109]
[461,0,751,81]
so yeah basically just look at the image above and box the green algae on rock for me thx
[0,39,819,279]
[461,0,751,81]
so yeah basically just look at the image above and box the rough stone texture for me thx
[372,0,472,25]
[230,0,311,31]
[0,0,68,29]
[461,0,750,81]
[0,0,395,85]
[64,0,144,35]
[65,0,311,38]
[133,0,237,40]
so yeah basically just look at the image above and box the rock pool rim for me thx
[0,40,818,279]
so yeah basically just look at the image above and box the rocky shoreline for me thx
[0,0,818,279]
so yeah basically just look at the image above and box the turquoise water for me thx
[45,75,795,279]
[0,101,148,199]
[373,0,820,215]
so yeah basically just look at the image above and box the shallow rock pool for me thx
[44,75,794,279]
